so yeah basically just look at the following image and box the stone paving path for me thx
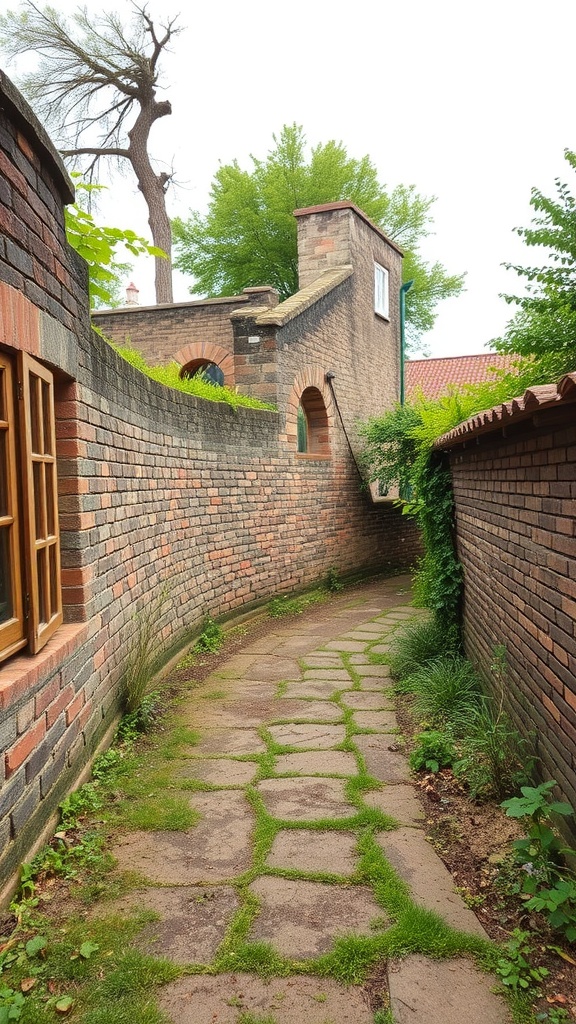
[108,574,510,1024]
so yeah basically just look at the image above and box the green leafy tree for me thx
[172,125,465,350]
[496,148,576,363]
[65,177,164,308]
[0,1,181,304]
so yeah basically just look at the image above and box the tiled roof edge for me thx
[434,371,576,449]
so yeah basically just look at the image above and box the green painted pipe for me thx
[399,279,414,405]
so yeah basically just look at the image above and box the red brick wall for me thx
[448,404,576,813]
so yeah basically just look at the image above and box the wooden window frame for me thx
[0,350,62,664]
[374,262,390,320]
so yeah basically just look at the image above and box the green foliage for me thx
[405,655,480,728]
[496,148,576,362]
[325,566,344,592]
[502,782,576,941]
[453,701,533,801]
[194,616,224,653]
[267,590,324,618]
[496,929,549,991]
[114,344,276,410]
[409,729,456,774]
[172,124,464,350]
[59,783,103,829]
[122,588,170,717]
[65,177,164,309]
[388,618,459,683]
[361,352,572,630]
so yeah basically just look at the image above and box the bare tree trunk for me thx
[128,99,173,304]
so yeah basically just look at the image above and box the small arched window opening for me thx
[181,359,224,386]
[297,387,329,456]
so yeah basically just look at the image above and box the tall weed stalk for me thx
[123,588,169,714]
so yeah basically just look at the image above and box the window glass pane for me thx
[37,548,47,625]
[0,431,8,517]
[0,367,5,422]
[42,380,53,456]
[297,405,308,453]
[30,375,41,454]
[46,462,55,536]
[33,460,46,540]
[0,528,13,624]
[49,543,58,620]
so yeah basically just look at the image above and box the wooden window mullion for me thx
[18,352,63,653]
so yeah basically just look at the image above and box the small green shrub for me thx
[117,690,162,740]
[194,616,224,653]
[496,928,549,991]
[501,781,576,941]
[60,783,103,829]
[388,618,459,683]
[454,701,534,800]
[409,729,456,774]
[406,655,480,728]
[325,566,344,592]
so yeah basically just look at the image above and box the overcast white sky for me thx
[5,0,576,357]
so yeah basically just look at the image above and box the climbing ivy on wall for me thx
[360,351,573,631]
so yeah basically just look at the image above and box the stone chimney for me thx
[125,281,139,306]
[294,201,402,290]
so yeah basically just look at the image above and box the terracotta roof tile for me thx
[406,353,515,400]
[434,370,576,449]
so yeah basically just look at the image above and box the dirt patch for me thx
[396,694,576,1020]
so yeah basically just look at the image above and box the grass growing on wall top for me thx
[114,345,277,411]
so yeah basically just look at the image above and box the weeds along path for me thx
[1,575,512,1024]
[99,574,509,1024]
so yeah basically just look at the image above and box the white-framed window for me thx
[374,263,389,319]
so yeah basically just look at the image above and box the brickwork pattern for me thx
[0,77,421,894]
[448,406,576,812]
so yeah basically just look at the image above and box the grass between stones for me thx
[0,606,509,1022]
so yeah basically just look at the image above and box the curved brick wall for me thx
[0,73,419,896]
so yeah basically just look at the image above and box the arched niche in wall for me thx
[287,370,333,458]
[181,358,224,386]
[174,342,235,388]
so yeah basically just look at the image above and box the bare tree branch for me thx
[0,0,183,303]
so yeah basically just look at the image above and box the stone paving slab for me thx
[274,750,357,776]
[189,700,276,729]
[303,654,346,668]
[180,757,258,786]
[271,635,328,656]
[112,791,254,883]
[341,691,394,710]
[388,956,510,1023]
[349,662,392,677]
[257,777,352,820]
[370,642,393,654]
[247,656,302,681]
[359,677,393,692]
[354,734,411,782]
[249,877,386,957]
[303,668,353,682]
[193,728,266,755]
[157,974,374,1024]
[352,709,398,731]
[364,785,426,825]
[271,699,343,722]
[266,829,358,874]
[268,723,346,748]
[282,679,343,698]
[93,886,239,963]
[324,639,368,652]
[206,681,278,701]
[377,828,487,936]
